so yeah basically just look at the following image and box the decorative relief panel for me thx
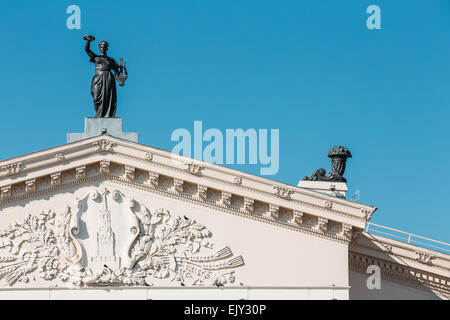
[75,166,86,180]
[292,211,303,225]
[234,176,242,185]
[0,185,11,199]
[93,140,116,153]
[50,173,61,187]
[148,172,159,187]
[198,185,208,200]
[361,208,373,221]
[342,223,352,240]
[318,217,328,232]
[415,251,435,265]
[99,160,111,174]
[221,191,232,207]
[184,162,203,176]
[269,204,279,219]
[173,179,184,193]
[144,152,153,162]
[25,179,36,194]
[1,162,22,176]
[273,185,293,200]
[0,188,244,288]
[244,198,254,213]
[55,153,65,161]
[125,166,135,180]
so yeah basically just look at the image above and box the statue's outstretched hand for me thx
[83,34,96,41]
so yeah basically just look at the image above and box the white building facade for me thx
[0,119,448,300]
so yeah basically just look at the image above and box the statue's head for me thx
[98,41,109,55]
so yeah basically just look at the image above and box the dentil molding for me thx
[0,160,358,244]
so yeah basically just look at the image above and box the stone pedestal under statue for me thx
[67,117,138,143]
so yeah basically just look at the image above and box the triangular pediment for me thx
[0,135,376,235]
[0,134,385,292]
[0,134,375,237]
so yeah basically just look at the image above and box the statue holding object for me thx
[83,34,128,118]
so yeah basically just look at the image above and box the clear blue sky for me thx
[1,1,449,242]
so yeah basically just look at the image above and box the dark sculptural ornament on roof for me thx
[83,34,128,118]
[303,146,352,183]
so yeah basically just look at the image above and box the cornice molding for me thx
[0,137,375,235]
[0,161,354,245]
[349,251,450,299]
[0,136,376,221]
[113,152,368,226]
[350,233,450,274]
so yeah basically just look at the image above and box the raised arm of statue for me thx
[83,34,96,62]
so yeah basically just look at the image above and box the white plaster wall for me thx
[0,181,350,289]
[120,182,349,287]
[349,271,442,300]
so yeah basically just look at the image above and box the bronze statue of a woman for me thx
[83,34,127,118]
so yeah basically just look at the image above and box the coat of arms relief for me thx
[0,188,244,287]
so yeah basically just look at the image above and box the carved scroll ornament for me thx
[0,188,244,288]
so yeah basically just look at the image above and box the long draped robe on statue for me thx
[86,51,119,118]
